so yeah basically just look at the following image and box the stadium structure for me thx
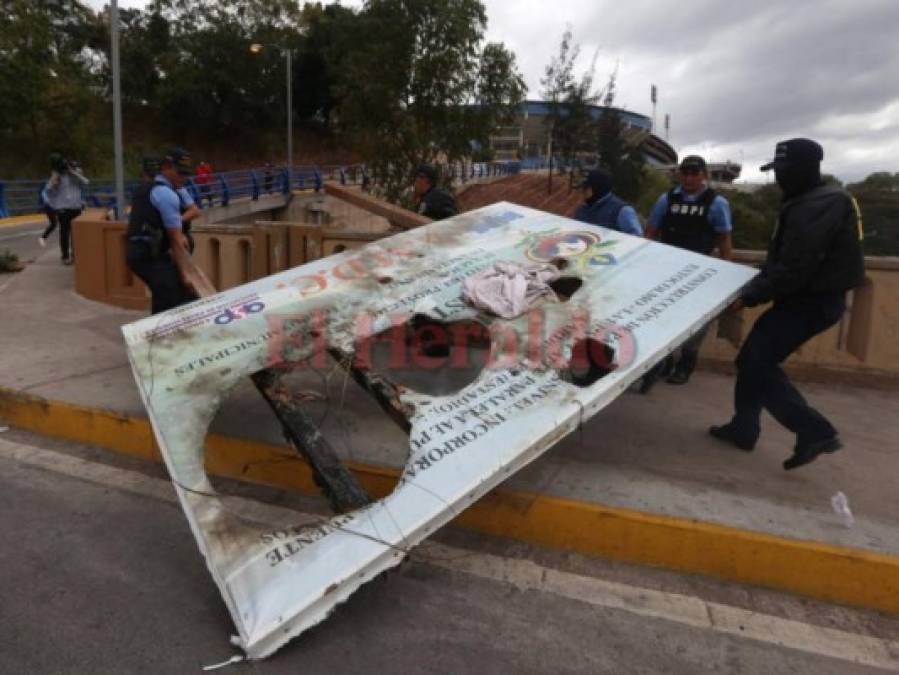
[491,101,742,183]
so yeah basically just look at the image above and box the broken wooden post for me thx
[173,243,371,512]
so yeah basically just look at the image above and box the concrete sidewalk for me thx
[2,251,899,613]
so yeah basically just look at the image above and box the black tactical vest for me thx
[660,187,718,254]
[126,179,190,257]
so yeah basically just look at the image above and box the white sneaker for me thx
[38,237,46,247]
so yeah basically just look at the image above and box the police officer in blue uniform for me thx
[573,168,643,236]
[710,138,864,470]
[643,155,734,388]
[126,148,202,314]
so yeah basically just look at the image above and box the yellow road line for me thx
[0,213,48,228]
[2,387,897,616]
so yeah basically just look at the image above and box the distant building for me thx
[489,100,678,167]
[709,161,742,183]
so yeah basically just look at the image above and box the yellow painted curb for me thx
[2,387,897,616]
[0,213,48,228]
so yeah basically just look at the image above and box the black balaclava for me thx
[583,169,613,206]
[775,161,822,200]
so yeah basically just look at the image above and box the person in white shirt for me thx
[40,154,88,264]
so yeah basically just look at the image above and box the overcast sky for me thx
[96,0,899,183]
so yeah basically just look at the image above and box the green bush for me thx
[0,249,21,273]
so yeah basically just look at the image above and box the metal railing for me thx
[0,161,525,218]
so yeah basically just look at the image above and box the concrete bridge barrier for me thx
[72,196,898,386]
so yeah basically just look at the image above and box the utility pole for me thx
[650,84,658,134]
[251,43,296,190]
[286,48,293,189]
[110,0,125,218]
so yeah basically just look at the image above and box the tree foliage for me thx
[0,0,525,190]
[848,172,899,255]
[333,0,525,201]
[538,30,645,200]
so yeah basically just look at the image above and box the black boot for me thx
[708,423,756,451]
[783,436,842,470]
[639,355,673,395]
[666,364,693,385]
[666,354,696,385]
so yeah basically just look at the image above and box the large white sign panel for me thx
[122,202,757,659]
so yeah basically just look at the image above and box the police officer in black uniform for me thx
[710,138,865,470]
[413,163,458,221]
[126,148,202,314]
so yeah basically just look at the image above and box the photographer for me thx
[40,153,88,264]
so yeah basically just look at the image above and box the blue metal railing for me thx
[519,158,548,171]
[0,161,521,218]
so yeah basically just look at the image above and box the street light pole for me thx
[251,43,294,191]
[110,0,125,218]
[286,47,292,190]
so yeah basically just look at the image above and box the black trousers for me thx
[126,242,197,315]
[674,322,710,374]
[56,208,81,260]
[41,207,59,239]
[730,293,845,445]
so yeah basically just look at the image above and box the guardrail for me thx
[1,160,526,218]
[0,165,347,218]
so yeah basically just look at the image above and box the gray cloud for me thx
[483,0,899,181]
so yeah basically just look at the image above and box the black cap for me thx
[578,168,613,194]
[679,155,707,172]
[759,138,823,172]
[163,147,193,176]
[142,154,161,176]
[415,163,438,184]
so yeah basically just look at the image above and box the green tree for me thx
[473,43,526,138]
[0,0,103,174]
[540,28,579,169]
[634,165,673,217]
[594,70,645,202]
[847,172,899,256]
[333,0,525,202]
[848,171,899,192]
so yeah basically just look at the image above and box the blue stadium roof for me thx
[522,100,652,130]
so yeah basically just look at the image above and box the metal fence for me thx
[0,160,524,218]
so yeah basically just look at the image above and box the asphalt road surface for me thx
[1,429,897,675]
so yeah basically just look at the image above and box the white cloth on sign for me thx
[462,261,561,318]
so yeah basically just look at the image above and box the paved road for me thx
[1,429,897,675]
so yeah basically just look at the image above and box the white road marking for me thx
[0,228,43,242]
[2,437,898,671]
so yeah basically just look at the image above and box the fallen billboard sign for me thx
[122,202,757,658]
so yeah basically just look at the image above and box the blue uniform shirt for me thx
[149,175,195,230]
[649,186,732,233]
[574,193,644,236]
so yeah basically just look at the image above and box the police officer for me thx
[573,168,643,236]
[413,163,458,220]
[644,155,734,387]
[126,148,202,314]
[710,138,864,470]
